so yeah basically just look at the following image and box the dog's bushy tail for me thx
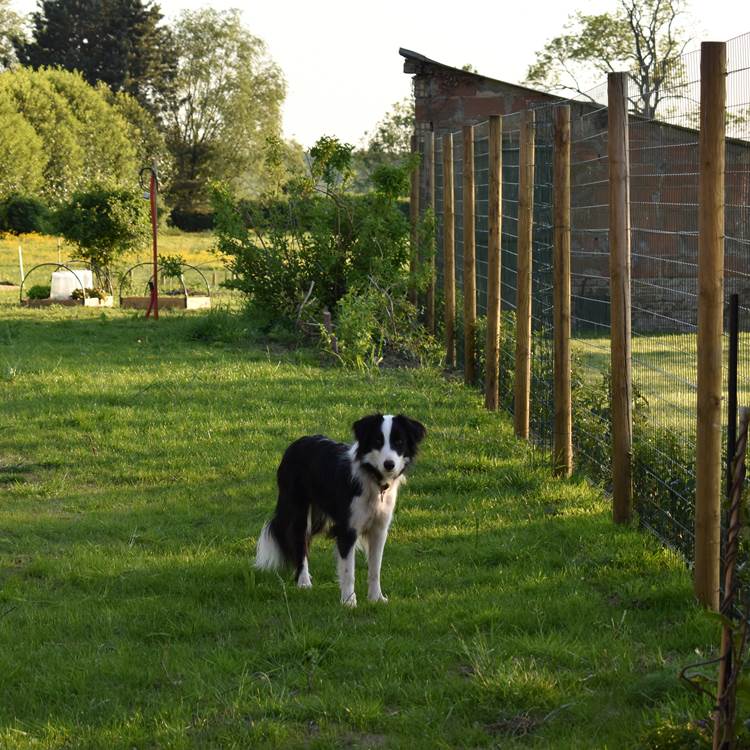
[254,521,286,571]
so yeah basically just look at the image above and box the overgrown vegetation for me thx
[212,135,437,368]
[0,194,51,235]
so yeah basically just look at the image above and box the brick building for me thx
[401,48,750,333]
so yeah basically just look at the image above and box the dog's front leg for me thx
[336,529,357,607]
[366,523,389,603]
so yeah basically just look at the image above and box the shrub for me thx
[55,187,150,290]
[0,194,51,235]
[326,283,442,372]
[169,208,215,232]
[212,136,426,324]
[70,288,108,301]
[26,284,50,300]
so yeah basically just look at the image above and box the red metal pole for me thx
[149,171,159,319]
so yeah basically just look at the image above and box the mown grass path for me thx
[0,301,714,748]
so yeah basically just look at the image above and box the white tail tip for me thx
[254,522,285,571]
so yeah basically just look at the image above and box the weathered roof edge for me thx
[399,47,563,103]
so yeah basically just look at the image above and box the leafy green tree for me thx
[107,89,173,187]
[0,91,46,197]
[0,0,24,69]
[525,0,691,117]
[42,69,138,185]
[162,8,285,210]
[0,67,154,200]
[55,186,150,288]
[353,96,414,190]
[14,0,175,111]
[0,67,85,200]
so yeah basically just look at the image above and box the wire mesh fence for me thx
[427,34,750,569]
[625,49,702,558]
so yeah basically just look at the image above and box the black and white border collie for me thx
[254,414,426,606]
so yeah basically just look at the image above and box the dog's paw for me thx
[341,592,358,607]
[297,573,312,589]
[368,593,388,603]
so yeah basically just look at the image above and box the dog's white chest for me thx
[350,485,397,534]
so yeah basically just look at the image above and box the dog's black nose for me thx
[383,460,395,471]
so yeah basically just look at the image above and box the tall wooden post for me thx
[553,105,572,477]
[463,125,477,385]
[425,131,436,334]
[695,41,726,611]
[443,133,456,368]
[608,72,633,523]
[409,133,420,305]
[514,109,535,439]
[485,115,502,411]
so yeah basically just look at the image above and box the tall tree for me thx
[352,96,414,190]
[0,66,151,201]
[161,8,285,210]
[525,0,691,117]
[14,0,175,111]
[0,0,24,69]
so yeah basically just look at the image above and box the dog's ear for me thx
[397,415,426,446]
[352,414,383,444]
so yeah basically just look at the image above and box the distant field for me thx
[574,332,750,435]
[0,231,225,288]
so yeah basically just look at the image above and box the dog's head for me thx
[353,413,426,489]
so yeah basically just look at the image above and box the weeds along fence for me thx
[417,35,750,609]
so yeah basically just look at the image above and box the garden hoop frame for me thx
[19,262,89,305]
[117,261,212,306]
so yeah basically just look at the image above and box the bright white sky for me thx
[10,0,750,147]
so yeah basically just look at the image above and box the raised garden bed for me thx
[118,262,212,312]
[120,295,210,310]
[23,296,113,308]
[19,263,112,308]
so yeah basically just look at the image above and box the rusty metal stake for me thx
[714,407,750,749]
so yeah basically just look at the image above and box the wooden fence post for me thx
[514,109,535,439]
[608,72,633,524]
[553,105,572,477]
[463,125,477,385]
[409,133,419,305]
[443,133,456,368]
[425,131,436,334]
[695,41,726,611]
[485,115,502,411]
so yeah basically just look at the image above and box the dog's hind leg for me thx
[291,504,313,588]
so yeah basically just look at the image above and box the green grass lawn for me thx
[0,295,717,748]
[574,332,750,437]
